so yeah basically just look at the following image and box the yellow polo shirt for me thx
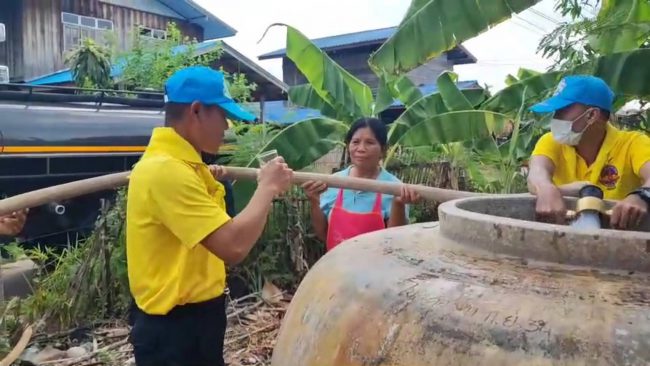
[126,127,231,315]
[532,123,650,200]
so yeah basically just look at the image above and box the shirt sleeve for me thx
[380,171,409,221]
[319,187,338,219]
[148,160,231,249]
[531,132,560,166]
[630,133,650,177]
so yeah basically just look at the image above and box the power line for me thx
[514,14,551,34]
[529,9,562,25]
[510,19,547,35]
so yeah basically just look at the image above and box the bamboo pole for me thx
[0,166,484,216]
[0,164,595,217]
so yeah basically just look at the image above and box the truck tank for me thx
[0,87,236,248]
[271,195,650,366]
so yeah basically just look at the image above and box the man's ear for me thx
[190,101,202,116]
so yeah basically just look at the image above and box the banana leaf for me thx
[374,74,399,116]
[394,110,509,148]
[588,0,650,53]
[505,74,519,86]
[481,71,565,115]
[586,48,650,98]
[517,68,541,80]
[288,84,344,121]
[369,0,541,74]
[374,73,426,115]
[484,49,650,116]
[392,74,424,107]
[232,118,348,211]
[463,88,490,107]
[399,0,431,26]
[437,71,473,111]
[263,24,373,123]
[388,87,490,145]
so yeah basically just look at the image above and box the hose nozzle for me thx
[569,185,606,230]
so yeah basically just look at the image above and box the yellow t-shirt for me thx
[126,127,231,315]
[531,123,650,200]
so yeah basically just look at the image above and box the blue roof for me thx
[27,40,223,85]
[242,101,324,126]
[158,0,236,39]
[260,27,397,60]
[259,26,476,64]
[249,80,482,125]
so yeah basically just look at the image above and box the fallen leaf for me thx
[66,346,87,358]
[32,345,68,363]
[261,281,282,304]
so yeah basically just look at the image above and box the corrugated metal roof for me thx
[101,0,183,19]
[258,26,476,64]
[259,27,397,60]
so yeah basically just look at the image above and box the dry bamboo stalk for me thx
[0,325,33,366]
[0,166,483,216]
[0,164,590,217]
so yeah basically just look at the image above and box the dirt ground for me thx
[3,289,290,366]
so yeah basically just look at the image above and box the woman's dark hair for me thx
[344,117,388,149]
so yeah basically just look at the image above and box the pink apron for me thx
[325,188,386,251]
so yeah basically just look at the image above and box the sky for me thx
[195,0,580,92]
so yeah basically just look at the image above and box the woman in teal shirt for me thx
[302,118,420,251]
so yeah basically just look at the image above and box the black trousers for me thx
[129,295,227,366]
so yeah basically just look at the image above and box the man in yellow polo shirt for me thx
[126,66,293,366]
[528,75,650,230]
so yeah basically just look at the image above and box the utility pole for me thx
[0,22,9,84]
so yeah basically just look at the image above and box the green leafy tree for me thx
[539,0,650,71]
[117,22,256,102]
[237,0,650,201]
[65,38,112,89]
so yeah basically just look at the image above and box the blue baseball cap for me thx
[164,66,256,122]
[529,75,615,114]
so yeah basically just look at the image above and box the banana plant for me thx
[587,0,650,54]
[230,0,650,209]
[232,117,349,212]
[368,0,543,75]
[233,25,505,191]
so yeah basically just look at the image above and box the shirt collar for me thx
[599,122,621,154]
[143,127,203,164]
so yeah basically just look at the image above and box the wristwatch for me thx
[628,187,650,208]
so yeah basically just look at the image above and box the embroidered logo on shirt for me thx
[599,164,620,189]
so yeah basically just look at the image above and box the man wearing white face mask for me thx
[527,75,650,230]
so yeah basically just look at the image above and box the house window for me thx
[61,12,114,52]
[138,26,167,41]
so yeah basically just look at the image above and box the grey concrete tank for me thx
[271,196,650,366]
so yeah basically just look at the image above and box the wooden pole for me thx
[0,163,595,217]
[0,166,484,216]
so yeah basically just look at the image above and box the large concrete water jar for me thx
[271,196,650,366]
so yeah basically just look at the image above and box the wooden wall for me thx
[0,0,25,81]
[19,0,203,81]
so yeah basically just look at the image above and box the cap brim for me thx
[529,95,574,114]
[219,100,257,122]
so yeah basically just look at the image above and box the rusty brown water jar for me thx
[271,196,650,366]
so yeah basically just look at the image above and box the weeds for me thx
[15,189,130,331]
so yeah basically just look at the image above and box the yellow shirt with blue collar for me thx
[319,166,408,220]
[126,127,231,315]
[532,123,650,200]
